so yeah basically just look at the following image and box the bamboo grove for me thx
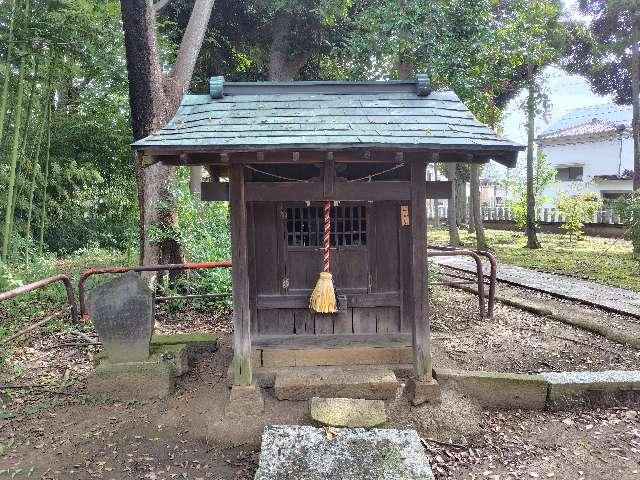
[0,0,136,264]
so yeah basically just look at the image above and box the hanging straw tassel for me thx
[309,201,337,313]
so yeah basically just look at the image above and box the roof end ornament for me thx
[416,74,431,97]
[210,76,224,99]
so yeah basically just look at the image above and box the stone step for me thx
[310,397,386,428]
[274,366,399,401]
[254,426,435,480]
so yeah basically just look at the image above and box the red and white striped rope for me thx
[322,201,331,272]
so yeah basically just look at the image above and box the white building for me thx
[536,103,633,204]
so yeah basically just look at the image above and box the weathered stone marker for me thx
[254,426,435,480]
[88,271,154,363]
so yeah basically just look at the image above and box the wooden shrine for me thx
[133,76,523,388]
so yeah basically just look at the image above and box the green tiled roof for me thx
[133,78,523,164]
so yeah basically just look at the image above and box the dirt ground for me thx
[430,287,640,373]
[1,287,639,479]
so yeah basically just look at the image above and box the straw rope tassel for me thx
[309,201,337,313]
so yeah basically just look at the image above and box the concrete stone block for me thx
[151,332,218,361]
[544,371,640,409]
[224,384,264,417]
[406,377,441,406]
[435,369,547,410]
[310,397,386,428]
[254,426,434,480]
[275,366,399,401]
[87,360,175,400]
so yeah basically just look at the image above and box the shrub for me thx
[165,168,232,308]
[613,190,640,259]
[555,191,602,242]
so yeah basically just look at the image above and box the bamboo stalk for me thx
[1,0,31,261]
[0,0,18,148]
[25,54,53,263]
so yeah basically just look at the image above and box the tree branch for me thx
[168,0,216,90]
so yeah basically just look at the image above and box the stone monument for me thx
[87,271,175,399]
[88,271,154,363]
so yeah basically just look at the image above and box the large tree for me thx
[564,0,639,190]
[328,0,564,250]
[119,0,215,267]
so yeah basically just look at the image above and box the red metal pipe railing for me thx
[0,274,79,324]
[427,245,498,319]
[78,261,232,319]
[427,249,486,319]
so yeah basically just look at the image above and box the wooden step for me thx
[252,333,413,368]
[274,366,399,401]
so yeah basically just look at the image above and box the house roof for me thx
[537,103,631,141]
[133,77,523,166]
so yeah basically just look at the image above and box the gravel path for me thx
[431,255,640,318]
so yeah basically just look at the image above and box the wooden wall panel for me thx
[257,309,296,335]
[293,309,314,334]
[352,308,377,333]
[375,306,401,333]
[252,203,280,295]
[371,202,400,293]
[332,310,353,334]
[287,249,322,291]
[314,313,334,334]
[333,248,368,291]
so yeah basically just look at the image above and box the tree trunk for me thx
[470,163,487,250]
[525,65,541,249]
[189,166,202,196]
[267,10,312,81]
[1,55,28,260]
[446,162,461,246]
[120,0,215,268]
[632,11,640,192]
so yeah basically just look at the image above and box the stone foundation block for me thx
[310,397,386,428]
[151,332,218,362]
[406,377,441,406]
[435,369,547,410]
[275,366,399,401]
[87,360,175,400]
[544,371,640,409]
[224,384,264,417]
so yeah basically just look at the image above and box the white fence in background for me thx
[426,205,623,225]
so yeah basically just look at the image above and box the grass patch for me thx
[428,228,640,292]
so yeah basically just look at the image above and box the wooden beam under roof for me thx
[201,180,453,201]
[149,148,517,167]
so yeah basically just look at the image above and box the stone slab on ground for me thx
[87,360,175,399]
[275,366,399,401]
[254,425,434,480]
[435,369,547,410]
[543,370,640,409]
[310,397,386,428]
[431,256,640,318]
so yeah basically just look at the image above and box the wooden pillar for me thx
[229,163,252,386]
[410,158,432,381]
